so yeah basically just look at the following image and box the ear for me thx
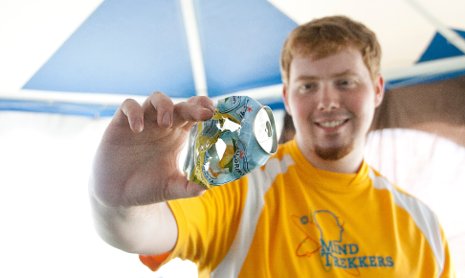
[282,83,292,116]
[374,75,385,108]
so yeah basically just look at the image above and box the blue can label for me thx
[184,96,277,189]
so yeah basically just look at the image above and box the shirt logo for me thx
[292,210,394,275]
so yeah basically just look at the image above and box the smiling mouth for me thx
[316,119,348,128]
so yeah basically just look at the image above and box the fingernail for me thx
[162,112,171,127]
[208,104,216,113]
[135,119,144,132]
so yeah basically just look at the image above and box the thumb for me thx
[165,174,207,200]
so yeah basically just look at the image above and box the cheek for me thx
[289,92,314,111]
[288,97,314,132]
[348,95,376,125]
[288,97,310,120]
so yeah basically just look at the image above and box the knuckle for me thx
[151,91,173,106]
[151,91,164,97]
[121,98,134,106]
[150,92,166,103]
[188,95,212,106]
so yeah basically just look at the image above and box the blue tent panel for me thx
[24,0,196,98]
[417,29,465,62]
[196,0,297,96]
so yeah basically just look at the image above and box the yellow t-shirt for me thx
[141,140,454,277]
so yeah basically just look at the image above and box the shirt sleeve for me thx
[139,176,249,273]
[440,227,456,278]
[139,252,171,271]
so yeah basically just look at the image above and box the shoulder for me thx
[368,166,450,273]
[367,167,445,246]
[368,167,435,215]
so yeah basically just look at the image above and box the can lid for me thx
[253,107,277,154]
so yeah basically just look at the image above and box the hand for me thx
[91,92,215,207]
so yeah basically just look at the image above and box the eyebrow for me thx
[294,75,319,82]
[333,69,356,78]
[294,70,357,82]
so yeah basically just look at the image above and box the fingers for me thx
[121,93,216,132]
[120,99,144,133]
[173,96,216,126]
[187,95,215,110]
[143,92,175,128]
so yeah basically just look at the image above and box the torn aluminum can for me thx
[183,96,278,189]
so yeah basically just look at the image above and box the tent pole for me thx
[404,0,465,54]
[383,56,465,81]
[180,0,208,97]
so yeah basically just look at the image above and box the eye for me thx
[298,82,318,93]
[336,78,356,89]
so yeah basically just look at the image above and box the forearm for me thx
[89,192,178,255]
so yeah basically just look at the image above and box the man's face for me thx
[283,47,384,161]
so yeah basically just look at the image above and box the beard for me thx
[314,143,354,160]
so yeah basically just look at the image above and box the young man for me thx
[90,16,455,277]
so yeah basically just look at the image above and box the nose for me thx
[317,85,340,111]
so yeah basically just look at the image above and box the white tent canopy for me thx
[0,0,464,277]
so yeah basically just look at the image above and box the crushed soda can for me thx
[183,96,278,189]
